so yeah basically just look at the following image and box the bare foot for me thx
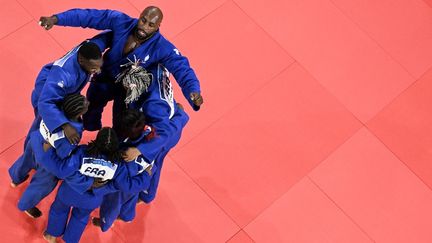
[43,231,56,243]
[10,175,29,188]
[91,217,101,227]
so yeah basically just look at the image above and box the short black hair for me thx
[61,93,87,119]
[78,41,102,60]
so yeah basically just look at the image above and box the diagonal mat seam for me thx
[327,0,417,80]
[231,0,298,63]
[0,20,33,42]
[0,137,24,156]
[171,61,296,154]
[170,0,231,40]
[365,126,432,194]
[168,154,242,229]
[307,176,377,243]
[234,124,364,230]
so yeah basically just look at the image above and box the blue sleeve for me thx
[37,68,70,132]
[93,164,157,195]
[55,9,132,30]
[170,107,190,133]
[161,45,201,110]
[137,108,188,203]
[39,147,81,178]
[64,171,94,194]
[140,160,163,203]
[136,120,172,163]
[54,138,76,159]
[92,180,117,197]
[137,103,189,160]
[53,124,83,159]
[113,163,157,194]
[87,30,113,52]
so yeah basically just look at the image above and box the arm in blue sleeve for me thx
[55,9,132,30]
[140,164,162,203]
[64,171,94,194]
[92,180,118,197]
[39,147,80,178]
[136,120,171,163]
[54,138,76,159]
[135,98,174,162]
[112,164,157,194]
[137,105,188,160]
[161,47,201,110]
[138,109,188,203]
[37,68,70,132]
[93,164,157,195]
[170,107,190,133]
[87,30,113,52]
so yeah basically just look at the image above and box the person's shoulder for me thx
[108,9,132,18]
[46,65,72,86]
[110,10,136,28]
[155,32,175,49]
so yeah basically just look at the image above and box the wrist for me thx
[52,15,58,24]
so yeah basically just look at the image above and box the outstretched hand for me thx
[39,16,58,30]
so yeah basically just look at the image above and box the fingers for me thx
[69,134,80,145]
[73,138,80,145]
[122,152,135,162]
[190,92,204,106]
[38,17,53,30]
[194,96,203,106]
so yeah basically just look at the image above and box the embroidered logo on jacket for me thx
[57,81,65,88]
[144,54,150,63]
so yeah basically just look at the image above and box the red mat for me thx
[1,0,432,242]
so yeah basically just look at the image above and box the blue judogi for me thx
[16,120,83,212]
[40,144,156,243]
[96,107,189,231]
[55,8,201,110]
[54,9,201,131]
[9,33,110,185]
[139,107,189,203]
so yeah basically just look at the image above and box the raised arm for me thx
[161,45,203,110]
[40,9,132,31]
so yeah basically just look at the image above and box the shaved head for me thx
[142,6,163,25]
[135,6,163,40]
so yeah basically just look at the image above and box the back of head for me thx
[115,60,152,104]
[86,127,122,162]
[113,109,146,139]
[78,41,102,60]
[61,93,87,120]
